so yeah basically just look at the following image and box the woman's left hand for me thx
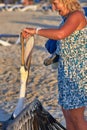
[22,28,36,39]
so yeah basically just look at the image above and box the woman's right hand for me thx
[21,28,36,39]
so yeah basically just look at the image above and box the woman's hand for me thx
[22,28,36,39]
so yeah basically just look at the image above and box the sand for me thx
[0,8,87,127]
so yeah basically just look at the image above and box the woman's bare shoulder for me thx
[66,10,86,28]
[71,11,87,29]
[69,10,85,20]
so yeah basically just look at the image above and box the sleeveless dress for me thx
[57,26,87,110]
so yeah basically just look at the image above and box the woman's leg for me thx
[62,107,75,130]
[68,106,87,130]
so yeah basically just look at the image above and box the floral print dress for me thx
[57,26,87,109]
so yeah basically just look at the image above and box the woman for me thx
[22,0,87,130]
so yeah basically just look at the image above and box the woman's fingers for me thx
[21,28,36,39]
[23,28,36,35]
[22,31,30,39]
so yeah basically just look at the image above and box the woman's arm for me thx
[22,11,86,40]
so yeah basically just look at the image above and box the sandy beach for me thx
[0,6,87,128]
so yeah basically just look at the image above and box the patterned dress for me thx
[57,26,87,109]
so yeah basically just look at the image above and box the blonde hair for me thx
[52,0,82,12]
